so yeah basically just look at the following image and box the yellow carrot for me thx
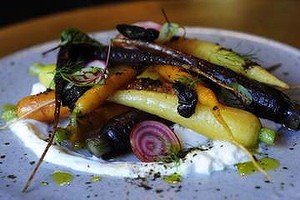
[108,89,261,148]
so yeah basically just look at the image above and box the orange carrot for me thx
[154,65,220,108]
[16,90,69,122]
[75,66,137,115]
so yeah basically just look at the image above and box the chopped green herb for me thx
[259,128,276,145]
[54,128,71,143]
[157,150,181,167]
[1,104,17,122]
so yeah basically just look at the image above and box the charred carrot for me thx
[154,65,236,145]
[166,38,289,89]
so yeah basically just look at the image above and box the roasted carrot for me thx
[16,90,70,122]
[154,65,239,148]
[69,66,137,144]
[166,38,289,89]
[108,89,261,148]
[74,66,137,115]
[154,65,220,109]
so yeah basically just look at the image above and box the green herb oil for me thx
[51,171,74,186]
[90,175,101,182]
[163,173,182,184]
[236,157,279,176]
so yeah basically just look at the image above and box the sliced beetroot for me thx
[130,120,181,162]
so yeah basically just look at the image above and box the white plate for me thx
[0,27,300,200]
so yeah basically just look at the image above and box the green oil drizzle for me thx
[51,171,74,186]
[163,173,182,184]
[90,175,101,182]
[236,157,280,176]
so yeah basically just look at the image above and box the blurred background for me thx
[0,0,299,58]
[0,0,125,28]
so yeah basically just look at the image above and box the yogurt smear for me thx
[9,119,249,178]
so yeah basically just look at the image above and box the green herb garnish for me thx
[158,22,180,43]
[1,104,17,123]
[54,128,71,143]
[259,127,276,145]
[61,66,108,87]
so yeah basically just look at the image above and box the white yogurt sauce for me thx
[9,83,249,178]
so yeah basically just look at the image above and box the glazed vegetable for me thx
[154,65,230,130]
[49,37,300,130]
[16,90,69,122]
[74,66,137,116]
[108,89,261,148]
[155,65,220,109]
[86,110,172,159]
[69,102,132,146]
[112,38,300,130]
[166,38,289,89]
[18,34,299,131]
[130,120,182,162]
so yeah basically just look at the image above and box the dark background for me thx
[0,0,125,28]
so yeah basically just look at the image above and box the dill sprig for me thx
[56,59,109,87]
[154,137,182,167]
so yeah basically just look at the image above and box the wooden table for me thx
[0,0,299,58]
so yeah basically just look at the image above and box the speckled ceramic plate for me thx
[1,27,300,200]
